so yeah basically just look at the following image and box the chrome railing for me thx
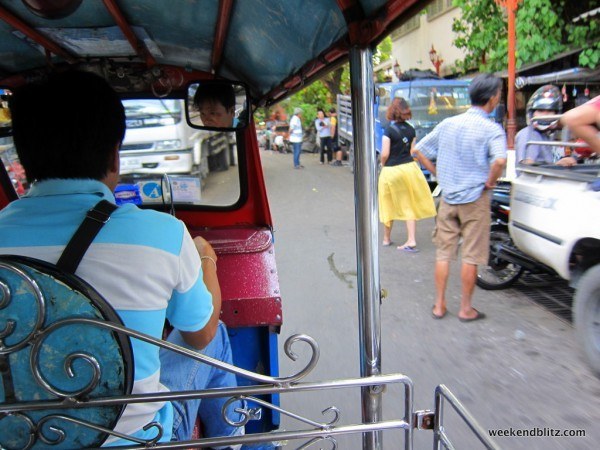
[0,259,499,449]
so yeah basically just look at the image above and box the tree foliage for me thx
[452,0,599,73]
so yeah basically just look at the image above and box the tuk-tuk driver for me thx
[0,70,247,448]
[193,82,237,128]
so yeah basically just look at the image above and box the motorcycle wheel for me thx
[476,225,524,290]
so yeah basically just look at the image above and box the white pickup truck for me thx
[510,164,600,374]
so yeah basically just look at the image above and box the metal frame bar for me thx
[434,385,499,450]
[1,308,416,448]
[102,0,156,67]
[349,45,388,450]
[263,0,421,105]
[517,164,600,182]
[0,240,500,449]
[211,0,235,73]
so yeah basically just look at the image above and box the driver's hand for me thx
[193,236,217,261]
[556,156,577,167]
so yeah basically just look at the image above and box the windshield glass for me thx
[395,85,470,127]
[0,98,241,207]
[118,98,240,208]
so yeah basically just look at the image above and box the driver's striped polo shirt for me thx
[0,178,213,444]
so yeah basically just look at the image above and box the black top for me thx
[383,121,415,166]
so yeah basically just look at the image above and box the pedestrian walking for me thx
[290,107,304,169]
[414,73,507,322]
[315,108,333,164]
[378,97,436,252]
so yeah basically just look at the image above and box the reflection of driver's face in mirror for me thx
[193,83,236,128]
[197,99,235,128]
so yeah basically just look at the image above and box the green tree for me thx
[452,0,599,73]
[374,35,393,82]
[374,36,393,66]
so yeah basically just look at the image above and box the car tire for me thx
[574,264,600,377]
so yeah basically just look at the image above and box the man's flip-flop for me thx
[398,245,419,253]
[458,309,486,322]
[382,241,394,247]
[432,306,447,320]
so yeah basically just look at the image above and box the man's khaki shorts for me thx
[432,193,490,265]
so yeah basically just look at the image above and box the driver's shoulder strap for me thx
[56,200,118,274]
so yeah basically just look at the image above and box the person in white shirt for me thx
[314,108,332,164]
[289,107,304,169]
[273,134,285,153]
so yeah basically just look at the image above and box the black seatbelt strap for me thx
[56,200,118,274]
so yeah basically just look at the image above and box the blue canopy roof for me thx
[0,0,426,105]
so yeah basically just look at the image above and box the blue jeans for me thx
[292,141,302,167]
[159,323,244,446]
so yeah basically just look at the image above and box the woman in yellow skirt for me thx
[379,97,436,252]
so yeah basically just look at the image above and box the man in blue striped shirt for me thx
[414,74,507,322]
[0,71,246,448]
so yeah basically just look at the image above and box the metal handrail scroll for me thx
[0,256,498,449]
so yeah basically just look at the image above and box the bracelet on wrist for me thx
[200,255,217,271]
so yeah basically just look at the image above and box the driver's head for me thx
[10,70,125,183]
[193,82,236,128]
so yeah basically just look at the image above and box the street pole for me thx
[496,0,521,149]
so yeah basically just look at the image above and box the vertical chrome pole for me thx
[349,46,383,450]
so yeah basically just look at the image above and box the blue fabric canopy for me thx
[0,0,422,104]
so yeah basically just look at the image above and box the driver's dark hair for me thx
[468,73,502,106]
[10,70,125,183]
[193,82,235,110]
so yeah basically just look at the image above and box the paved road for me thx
[259,149,600,449]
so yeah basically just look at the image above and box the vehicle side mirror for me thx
[186,80,249,131]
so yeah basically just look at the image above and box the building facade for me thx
[381,0,465,79]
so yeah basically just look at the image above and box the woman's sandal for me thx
[397,245,419,253]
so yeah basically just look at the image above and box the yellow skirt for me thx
[378,161,437,226]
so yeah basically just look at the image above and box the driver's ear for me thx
[110,144,120,174]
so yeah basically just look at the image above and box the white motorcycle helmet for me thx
[526,85,562,132]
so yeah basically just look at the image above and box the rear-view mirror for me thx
[186,80,249,131]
